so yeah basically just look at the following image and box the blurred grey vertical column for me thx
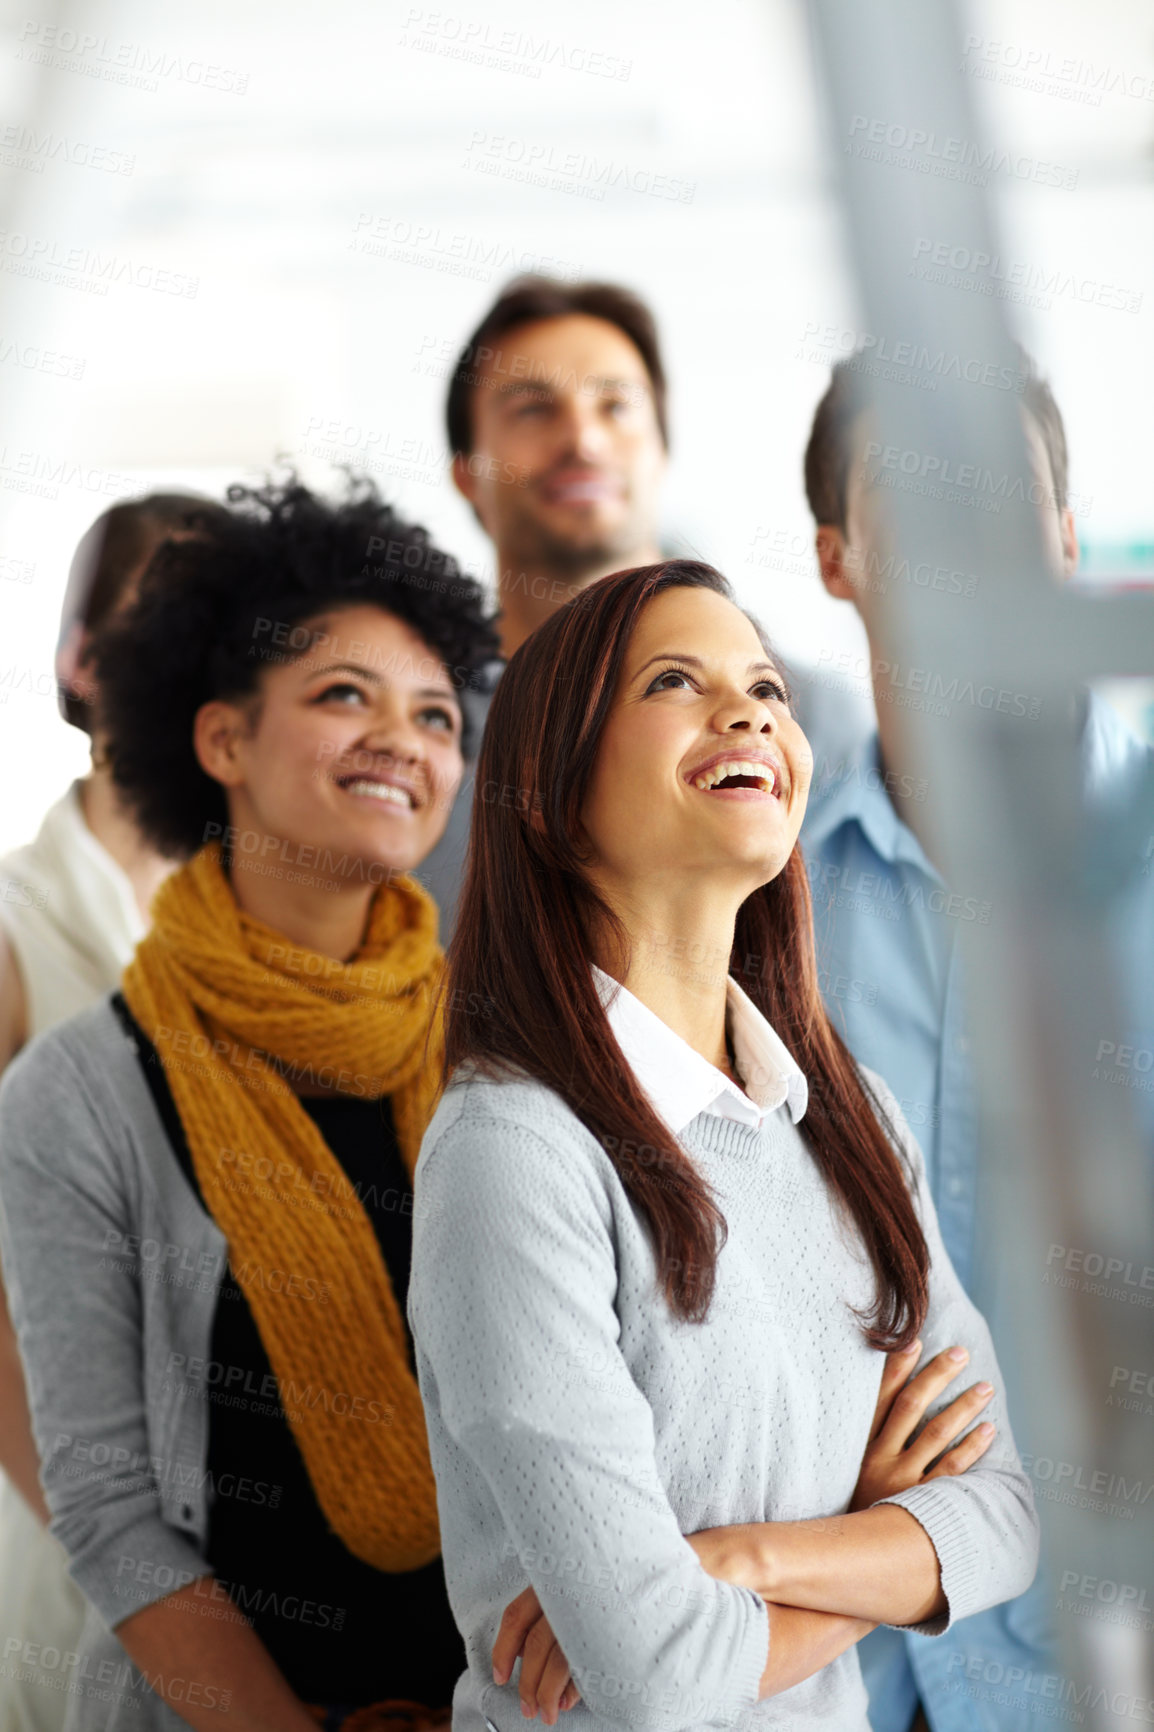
[803,0,1153,1721]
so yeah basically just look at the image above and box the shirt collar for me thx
[591,963,808,1136]
[805,703,1154,869]
[802,731,939,879]
[1082,688,1152,805]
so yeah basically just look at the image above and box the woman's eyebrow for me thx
[305,661,459,701]
[632,652,782,679]
[307,659,382,684]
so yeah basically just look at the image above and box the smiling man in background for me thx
[416,275,669,927]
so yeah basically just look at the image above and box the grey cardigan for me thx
[408,1067,1040,1732]
[0,999,233,1732]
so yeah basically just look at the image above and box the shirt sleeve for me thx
[409,1099,769,1730]
[861,1068,1041,1636]
[0,1035,212,1628]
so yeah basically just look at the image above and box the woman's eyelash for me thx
[647,664,693,690]
[316,681,365,702]
[647,664,789,703]
[314,686,458,728]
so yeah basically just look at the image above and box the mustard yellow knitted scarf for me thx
[121,842,445,1572]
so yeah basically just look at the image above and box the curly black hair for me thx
[93,474,499,859]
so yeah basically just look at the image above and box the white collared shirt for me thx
[591,963,808,1136]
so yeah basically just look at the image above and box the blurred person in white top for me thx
[0,494,221,1732]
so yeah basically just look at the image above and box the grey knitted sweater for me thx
[407,1066,1038,1732]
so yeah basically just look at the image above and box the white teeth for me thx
[342,779,414,809]
[692,759,776,793]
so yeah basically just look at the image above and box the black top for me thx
[110,993,465,1711]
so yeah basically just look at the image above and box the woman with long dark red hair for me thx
[408,562,1038,1731]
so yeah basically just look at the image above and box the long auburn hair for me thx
[443,561,929,1350]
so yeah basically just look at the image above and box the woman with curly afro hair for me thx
[0,476,500,1731]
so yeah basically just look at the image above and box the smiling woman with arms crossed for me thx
[407,560,1039,1731]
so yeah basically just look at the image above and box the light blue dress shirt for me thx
[800,691,1153,1732]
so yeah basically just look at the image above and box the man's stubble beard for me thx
[510,506,653,585]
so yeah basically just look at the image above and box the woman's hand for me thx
[850,1340,996,1512]
[492,1584,581,1724]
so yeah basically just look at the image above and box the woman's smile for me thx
[687,748,787,800]
[334,765,427,813]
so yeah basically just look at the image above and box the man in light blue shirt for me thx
[798,355,1153,1732]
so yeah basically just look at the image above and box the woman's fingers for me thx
[924,1418,997,1481]
[492,1584,543,1686]
[868,1339,923,1442]
[517,1616,565,1721]
[492,1584,581,1721]
[903,1381,995,1476]
[877,1345,972,1452]
[532,1635,576,1726]
[854,1341,996,1508]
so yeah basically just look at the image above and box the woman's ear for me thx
[192,700,249,788]
[450,451,478,508]
[55,620,97,706]
[814,526,858,602]
[568,811,598,865]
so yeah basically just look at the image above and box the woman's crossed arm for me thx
[499,1338,1001,1720]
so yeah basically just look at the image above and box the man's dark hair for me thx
[94,474,498,859]
[803,351,1069,533]
[58,493,226,732]
[445,275,670,456]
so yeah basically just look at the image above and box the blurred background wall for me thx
[0,0,1151,849]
